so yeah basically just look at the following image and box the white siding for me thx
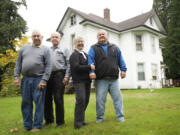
[145,17,160,31]
[60,14,87,52]
[59,13,164,89]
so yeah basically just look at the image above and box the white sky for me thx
[19,0,153,45]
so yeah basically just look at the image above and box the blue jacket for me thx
[88,42,127,74]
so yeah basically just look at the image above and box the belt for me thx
[51,70,65,74]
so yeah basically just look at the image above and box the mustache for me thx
[77,44,84,46]
[34,39,40,41]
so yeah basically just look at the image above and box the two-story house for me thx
[54,7,167,89]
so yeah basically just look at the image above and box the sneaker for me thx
[96,120,103,123]
[30,128,41,132]
[117,119,125,122]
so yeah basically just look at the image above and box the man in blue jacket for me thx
[88,29,127,123]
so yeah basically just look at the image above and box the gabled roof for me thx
[57,7,166,36]
[117,10,153,31]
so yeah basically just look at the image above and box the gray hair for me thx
[75,37,84,43]
[51,32,61,39]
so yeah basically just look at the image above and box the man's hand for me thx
[63,77,69,85]
[38,82,47,90]
[89,72,96,80]
[90,64,95,70]
[120,71,126,79]
[14,79,21,86]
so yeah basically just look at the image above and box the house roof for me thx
[57,7,166,36]
[117,10,153,31]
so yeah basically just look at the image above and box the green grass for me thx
[0,87,180,135]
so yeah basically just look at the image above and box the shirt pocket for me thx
[55,50,65,64]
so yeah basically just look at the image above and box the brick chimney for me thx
[104,8,110,21]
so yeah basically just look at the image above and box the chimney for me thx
[104,8,110,21]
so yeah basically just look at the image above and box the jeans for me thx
[73,82,90,128]
[21,77,46,130]
[95,79,124,122]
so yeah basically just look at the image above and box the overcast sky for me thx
[18,0,153,45]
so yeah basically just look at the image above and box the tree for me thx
[0,36,29,97]
[153,0,170,31]
[153,0,180,79]
[0,0,27,53]
[0,0,27,92]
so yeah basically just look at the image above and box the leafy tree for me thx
[0,0,27,92]
[0,0,27,53]
[153,0,180,79]
[0,36,29,97]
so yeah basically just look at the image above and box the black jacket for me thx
[70,50,91,83]
[92,43,119,79]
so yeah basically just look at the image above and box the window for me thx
[71,34,75,51]
[136,35,142,51]
[150,17,153,26]
[151,36,156,54]
[70,15,76,26]
[151,64,158,80]
[137,63,145,81]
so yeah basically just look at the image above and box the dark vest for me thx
[92,43,119,79]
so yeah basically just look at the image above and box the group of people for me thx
[14,29,127,132]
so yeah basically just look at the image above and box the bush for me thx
[0,64,21,97]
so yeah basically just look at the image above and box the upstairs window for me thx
[71,34,75,51]
[151,36,156,54]
[70,15,76,26]
[136,35,143,51]
[150,17,153,26]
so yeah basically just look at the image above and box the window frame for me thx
[137,63,145,81]
[71,34,75,51]
[151,63,158,80]
[151,36,156,54]
[70,15,76,26]
[135,35,143,51]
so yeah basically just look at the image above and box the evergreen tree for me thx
[153,0,180,79]
[163,0,180,79]
[0,0,27,53]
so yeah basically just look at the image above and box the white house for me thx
[54,7,167,89]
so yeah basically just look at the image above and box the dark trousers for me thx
[44,71,65,125]
[74,82,91,127]
[21,77,46,130]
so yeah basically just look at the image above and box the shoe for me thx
[82,122,88,126]
[30,128,41,132]
[74,125,81,129]
[44,122,53,127]
[23,128,31,131]
[55,123,64,128]
[96,120,103,123]
[117,119,125,122]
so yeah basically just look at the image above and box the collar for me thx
[98,42,109,47]
[75,48,84,53]
[51,45,60,50]
[32,44,42,48]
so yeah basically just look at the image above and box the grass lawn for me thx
[0,87,180,135]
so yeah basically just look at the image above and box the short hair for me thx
[97,29,108,36]
[75,37,84,43]
[32,29,42,36]
[51,32,61,39]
